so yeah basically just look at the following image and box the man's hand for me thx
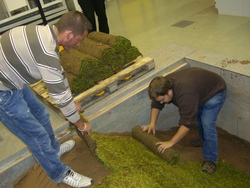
[78,122,91,135]
[141,124,156,135]
[156,141,174,153]
[74,102,92,135]
[74,114,92,135]
[76,121,92,135]
[155,125,190,153]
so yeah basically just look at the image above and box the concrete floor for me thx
[1,0,250,187]
[106,0,250,60]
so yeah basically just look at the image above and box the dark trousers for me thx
[78,0,109,33]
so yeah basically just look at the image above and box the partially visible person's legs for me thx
[0,86,69,183]
[23,86,76,158]
[198,89,227,174]
[24,86,60,152]
[190,108,204,147]
[93,0,109,33]
[196,107,204,141]
[78,0,97,32]
[199,89,227,163]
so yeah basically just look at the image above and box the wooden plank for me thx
[31,56,155,110]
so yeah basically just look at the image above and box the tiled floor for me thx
[1,0,250,186]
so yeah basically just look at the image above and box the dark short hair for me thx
[55,11,92,36]
[148,76,172,100]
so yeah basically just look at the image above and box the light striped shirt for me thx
[0,24,80,123]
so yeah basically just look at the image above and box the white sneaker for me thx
[57,140,75,158]
[62,170,92,187]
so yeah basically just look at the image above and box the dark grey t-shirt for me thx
[151,67,226,129]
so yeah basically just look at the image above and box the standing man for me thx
[0,11,93,187]
[78,0,109,33]
[142,67,227,174]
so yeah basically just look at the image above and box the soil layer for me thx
[14,127,250,187]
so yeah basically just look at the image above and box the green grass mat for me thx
[91,133,250,188]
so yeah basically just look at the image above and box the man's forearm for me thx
[150,108,160,125]
[169,125,190,145]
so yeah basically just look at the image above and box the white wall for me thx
[215,0,250,17]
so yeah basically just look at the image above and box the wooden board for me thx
[30,56,155,111]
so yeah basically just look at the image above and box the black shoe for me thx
[202,161,216,174]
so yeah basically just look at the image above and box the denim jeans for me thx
[0,85,70,183]
[196,89,227,164]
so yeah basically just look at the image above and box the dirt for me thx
[14,127,250,188]
[220,59,250,68]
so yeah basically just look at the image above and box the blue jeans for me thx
[0,85,70,183]
[196,89,227,164]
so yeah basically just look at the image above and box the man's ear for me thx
[167,89,172,96]
[65,31,74,41]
